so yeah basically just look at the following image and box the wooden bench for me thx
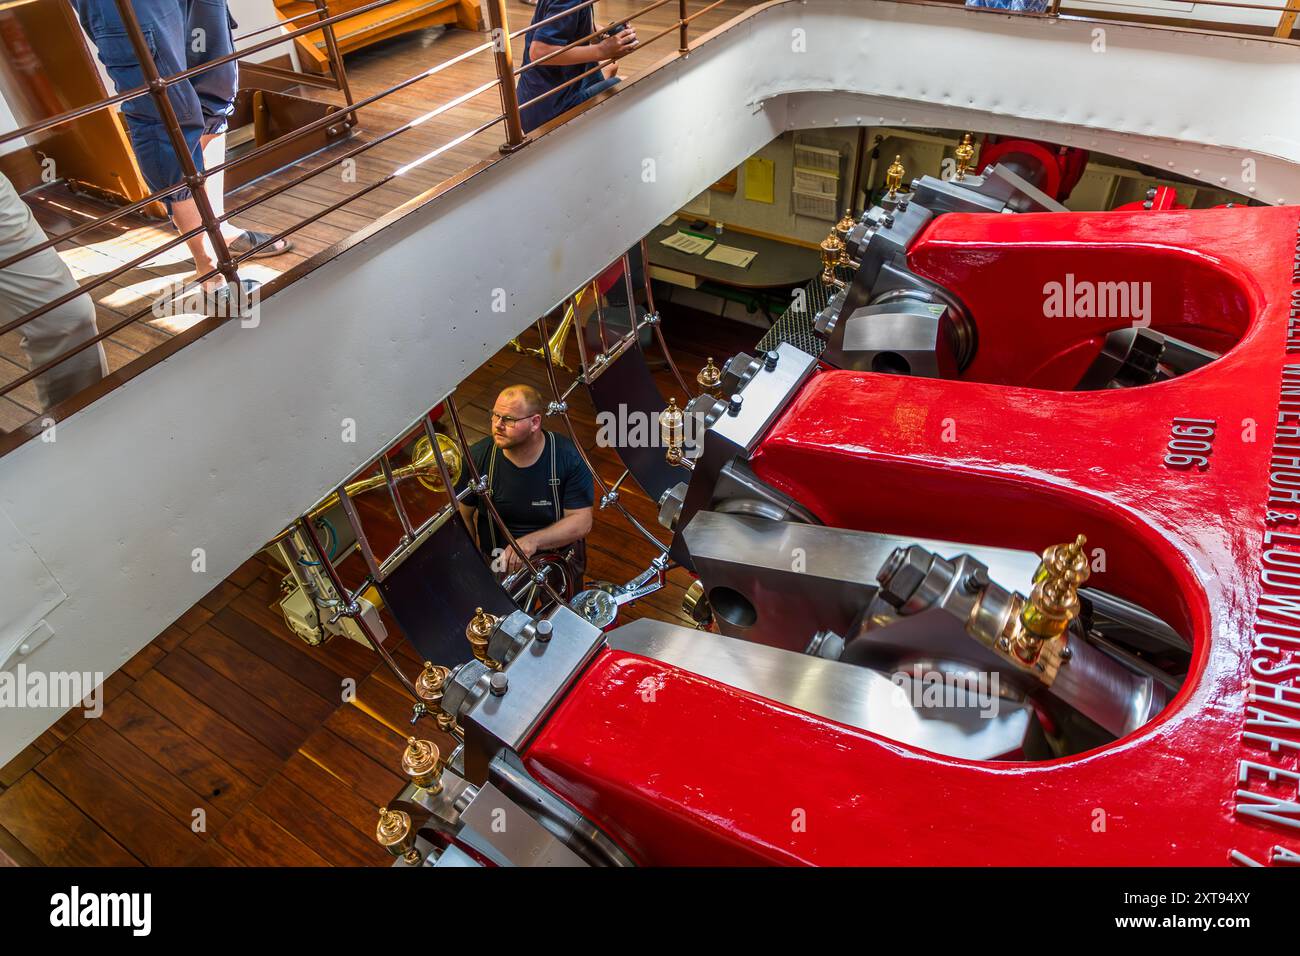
[274,0,484,74]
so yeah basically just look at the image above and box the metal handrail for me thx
[0,27,498,281]
[0,0,394,148]
[2,0,1298,449]
[510,0,603,39]
[232,9,320,43]
[1,0,698,416]
[529,251,693,559]
[517,0,675,75]
[0,0,507,396]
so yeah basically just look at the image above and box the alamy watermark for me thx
[50,886,151,936]
[596,403,708,457]
[151,282,261,328]
[890,665,1001,719]
[1043,273,1151,327]
[0,664,105,718]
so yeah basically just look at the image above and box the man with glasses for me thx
[457,384,593,596]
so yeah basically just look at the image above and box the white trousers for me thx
[0,172,107,413]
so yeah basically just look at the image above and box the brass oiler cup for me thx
[376,806,420,864]
[401,736,444,794]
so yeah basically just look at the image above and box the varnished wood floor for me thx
[1,0,759,430]
[0,306,762,866]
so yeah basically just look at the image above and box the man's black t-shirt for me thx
[460,431,594,554]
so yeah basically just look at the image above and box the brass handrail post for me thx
[311,0,358,129]
[111,0,239,290]
[486,0,528,152]
[678,0,689,53]
[1047,0,1063,15]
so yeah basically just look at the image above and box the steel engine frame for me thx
[511,205,1300,867]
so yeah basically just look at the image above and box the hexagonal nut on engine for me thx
[876,545,932,609]
[440,658,491,724]
[487,610,535,668]
[658,481,689,531]
[814,290,845,337]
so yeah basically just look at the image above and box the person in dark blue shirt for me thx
[515,0,638,134]
[457,385,594,589]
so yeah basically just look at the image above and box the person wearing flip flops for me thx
[72,1,293,312]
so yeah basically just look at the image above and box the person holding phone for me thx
[515,1,637,134]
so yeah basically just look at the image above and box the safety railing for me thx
[2,0,1298,458]
[0,0,738,455]
[285,241,691,717]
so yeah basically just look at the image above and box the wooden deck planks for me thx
[4,0,758,425]
[0,115,769,865]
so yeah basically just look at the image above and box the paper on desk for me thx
[704,243,758,268]
[660,231,715,255]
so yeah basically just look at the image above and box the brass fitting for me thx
[1032,534,1091,588]
[835,208,856,241]
[423,658,463,736]
[661,398,689,467]
[1013,534,1089,666]
[696,358,722,397]
[885,155,906,199]
[466,607,501,670]
[401,736,444,794]
[682,579,713,630]
[414,661,450,712]
[954,133,976,181]
[820,230,845,286]
[1018,576,1080,650]
[375,806,420,864]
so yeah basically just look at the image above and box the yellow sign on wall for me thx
[744,157,775,204]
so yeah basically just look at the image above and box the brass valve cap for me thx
[954,133,976,181]
[819,231,846,285]
[696,359,722,395]
[376,806,413,851]
[1021,576,1081,642]
[835,209,856,239]
[401,736,443,793]
[466,607,500,668]
[414,661,450,706]
[1034,534,1091,588]
[885,155,906,197]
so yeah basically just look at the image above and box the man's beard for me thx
[493,431,521,448]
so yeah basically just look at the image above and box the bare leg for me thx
[199,132,244,243]
[166,134,242,291]
[199,131,289,257]
[169,197,226,292]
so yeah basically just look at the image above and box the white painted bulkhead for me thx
[2,0,1298,762]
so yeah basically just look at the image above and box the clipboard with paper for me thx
[660,231,716,255]
[704,244,758,269]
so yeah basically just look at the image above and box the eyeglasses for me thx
[490,411,536,427]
